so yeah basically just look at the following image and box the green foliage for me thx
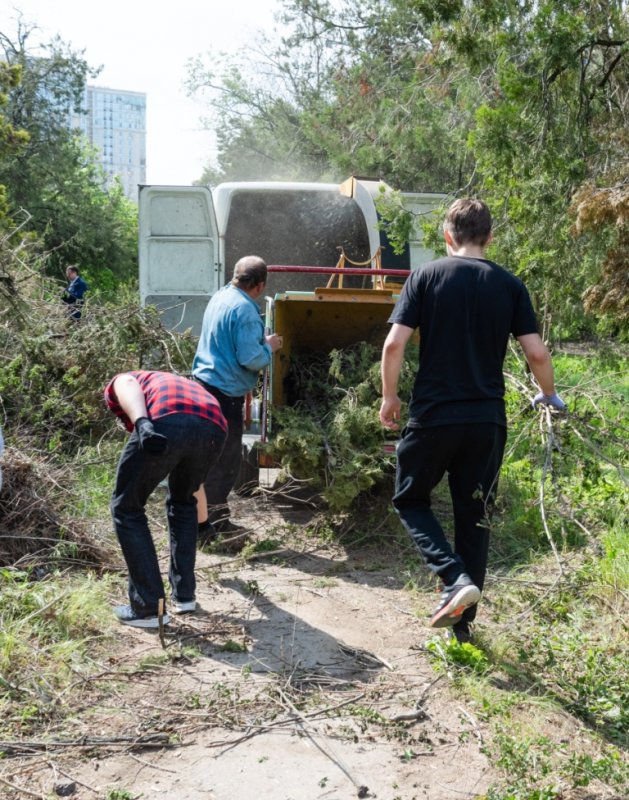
[426,635,490,674]
[267,342,415,510]
[187,0,629,335]
[0,568,114,718]
[345,704,388,724]
[0,23,138,284]
[219,639,248,653]
[105,790,135,800]
[0,245,197,449]
[492,350,628,567]
[491,730,554,785]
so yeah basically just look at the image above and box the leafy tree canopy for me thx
[0,20,138,289]
[187,0,628,336]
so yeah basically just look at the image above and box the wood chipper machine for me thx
[237,255,412,487]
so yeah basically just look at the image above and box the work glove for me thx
[532,392,566,411]
[134,417,168,454]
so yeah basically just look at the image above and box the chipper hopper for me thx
[236,261,411,488]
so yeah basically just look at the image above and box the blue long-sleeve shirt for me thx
[192,285,271,397]
[63,276,88,303]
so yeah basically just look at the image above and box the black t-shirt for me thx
[388,256,538,427]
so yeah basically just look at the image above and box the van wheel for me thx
[234,443,259,496]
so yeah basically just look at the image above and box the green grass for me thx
[0,568,116,734]
[418,351,629,798]
[71,441,121,520]
[0,349,626,799]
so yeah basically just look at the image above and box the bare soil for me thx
[2,489,501,800]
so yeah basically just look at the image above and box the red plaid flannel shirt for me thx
[104,371,227,433]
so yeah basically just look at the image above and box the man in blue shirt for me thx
[192,255,282,540]
[62,266,88,321]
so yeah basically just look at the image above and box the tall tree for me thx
[0,20,138,287]
[188,0,628,334]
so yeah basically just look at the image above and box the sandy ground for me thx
[2,490,498,800]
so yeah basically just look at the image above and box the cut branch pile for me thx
[267,341,416,511]
[0,446,110,569]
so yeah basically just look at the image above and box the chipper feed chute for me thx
[263,262,411,415]
[270,286,398,408]
[237,264,411,486]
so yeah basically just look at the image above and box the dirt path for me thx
[4,492,498,800]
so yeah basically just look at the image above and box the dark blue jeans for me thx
[393,422,506,622]
[111,414,225,614]
[195,382,244,519]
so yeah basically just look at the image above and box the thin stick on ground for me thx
[276,687,370,797]
[0,774,43,799]
[539,406,564,575]
[567,420,628,485]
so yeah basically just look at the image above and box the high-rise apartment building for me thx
[72,86,146,202]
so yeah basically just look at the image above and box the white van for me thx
[138,177,445,336]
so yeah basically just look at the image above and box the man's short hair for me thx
[67,265,79,276]
[444,199,492,247]
[231,255,267,289]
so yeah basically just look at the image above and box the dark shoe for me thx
[171,599,197,615]
[429,574,480,629]
[198,519,218,548]
[447,619,474,644]
[213,517,241,534]
[211,521,250,554]
[114,604,170,628]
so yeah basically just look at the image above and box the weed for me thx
[137,653,171,670]
[507,619,629,743]
[105,790,135,800]
[400,747,416,762]
[241,579,259,596]
[426,636,490,674]
[0,569,114,706]
[72,442,120,520]
[483,786,560,800]
[185,693,202,710]
[345,705,388,724]
[246,537,284,554]
[219,639,247,653]
[561,749,629,788]
[492,731,554,782]
[313,577,337,589]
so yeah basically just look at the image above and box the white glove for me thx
[532,392,566,411]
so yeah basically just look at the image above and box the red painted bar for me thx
[267,264,411,277]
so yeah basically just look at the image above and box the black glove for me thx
[134,417,168,454]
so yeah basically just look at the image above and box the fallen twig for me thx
[0,733,173,757]
[277,687,369,797]
[566,420,628,485]
[0,774,43,798]
[538,407,564,575]
[51,764,100,795]
[129,753,179,774]
[457,706,483,748]
[388,674,442,722]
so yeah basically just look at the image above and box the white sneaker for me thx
[171,599,197,615]
[114,604,170,628]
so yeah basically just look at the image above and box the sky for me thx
[0,1,280,184]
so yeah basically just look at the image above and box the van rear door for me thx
[138,185,220,336]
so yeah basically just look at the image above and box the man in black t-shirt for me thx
[380,198,565,642]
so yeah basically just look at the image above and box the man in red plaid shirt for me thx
[105,371,227,628]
